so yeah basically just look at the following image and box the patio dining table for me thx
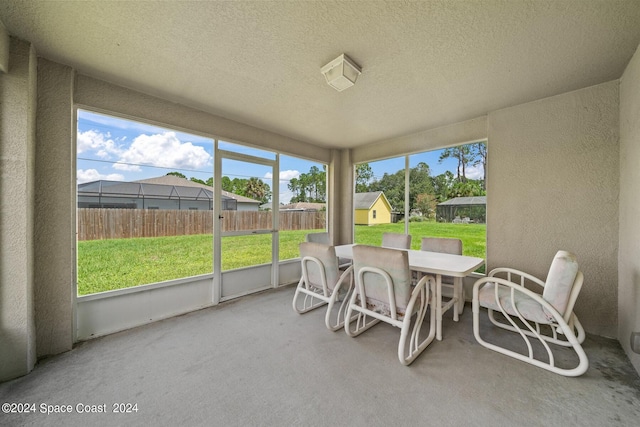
[335,244,485,340]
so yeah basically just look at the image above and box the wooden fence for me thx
[77,209,326,241]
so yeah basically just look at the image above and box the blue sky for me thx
[77,109,483,203]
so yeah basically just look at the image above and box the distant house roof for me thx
[135,176,260,204]
[438,196,486,206]
[77,179,212,201]
[279,202,325,211]
[78,175,260,204]
[354,191,388,210]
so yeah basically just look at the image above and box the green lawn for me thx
[355,222,486,260]
[77,222,485,295]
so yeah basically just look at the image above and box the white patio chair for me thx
[305,232,330,245]
[421,237,465,317]
[472,250,588,376]
[293,242,354,331]
[345,245,436,365]
[306,232,351,269]
[382,232,412,249]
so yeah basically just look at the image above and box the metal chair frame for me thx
[293,254,355,332]
[472,267,588,376]
[345,265,436,365]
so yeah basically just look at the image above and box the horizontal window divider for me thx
[77,273,214,302]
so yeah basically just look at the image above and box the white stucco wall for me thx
[34,59,75,358]
[0,38,36,381]
[351,116,487,164]
[619,43,640,373]
[335,148,353,246]
[487,81,620,337]
[73,75,330,165]
[0,20,8,73]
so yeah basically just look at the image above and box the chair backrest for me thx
[420,237,462,255]
[382,232,411,249]
[299,242,340,292]
[542,250,580,317]
[352,245,412,315]
[306,232,330,245]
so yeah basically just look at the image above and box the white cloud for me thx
[280,190,295,204]
[78,128,212,174]
[115,132,212,171]
[261,171,300,203]
[266,171,300,204]
[77,169,124,184]
[465,165,484,180]
[265,170,299,181]
[112,162,142,172]
[277,170,300,181]
[77,130,123,157]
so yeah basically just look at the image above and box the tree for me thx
[229,178,248,195]
[244,177,271,204]
[298,172,313,201]
[288,165,327,203]
[432,171,456,202]
[355,163,374,193]
[366,162,435,214]
[408,162,434,211]
[351,143,485,215]
[415,193,438,218]
[166,172,211,187]
[471,141,487,189]
[369,170,404,212]
[287,177,305,202]
[307,165,326,202]
[439,146,473,182]
[166,171,186,179]
[221,176,233,192]
[450,179,485,197]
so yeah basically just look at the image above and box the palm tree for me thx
[244,177,270,204]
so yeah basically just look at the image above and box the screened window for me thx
[278,155,327,261]
[354,141,486,271]
[76,109,331,296]
[76,109,214,295]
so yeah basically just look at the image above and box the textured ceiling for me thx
[2,1,640,149]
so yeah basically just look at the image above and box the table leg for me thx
[453,277,460,322]
[436,274,442,340]
[456,277,465,316]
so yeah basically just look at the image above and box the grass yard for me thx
[354,222,486,260]
[77,222,485,295]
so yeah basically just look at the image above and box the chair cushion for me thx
[353,245,411,316]
[421,237,463,286]
[305,232,330,245]
[420,237,462,255]
[477,282,554,324]
[382,233,412,249]
[542,251,579,318]
[299,242,340,291]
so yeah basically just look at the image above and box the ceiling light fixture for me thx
[321,54,362,92]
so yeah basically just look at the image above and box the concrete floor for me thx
[1,285,639,427]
